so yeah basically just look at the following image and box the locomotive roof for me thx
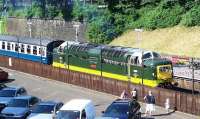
[144,58,172,66]
[0,35,56,46]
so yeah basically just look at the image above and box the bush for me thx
[46,5,60,19]
[72,0,85,21]
[135,5,184,30]
[181,5,200,26]
[86,13,118,44]
[25,3,43,19]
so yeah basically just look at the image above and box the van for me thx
[56,99,95,119]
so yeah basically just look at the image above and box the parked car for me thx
[95,117,115,119]
[101,99,141,119]
[0,84,7,90]
[27,101,63,119]
[0,68,8,81]
[0,95,40,119]
[0,86,27,111]
[56,99,95,119]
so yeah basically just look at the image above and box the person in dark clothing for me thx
[144,91,155,116]
[131,88,138,101]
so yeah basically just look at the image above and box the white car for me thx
[56,99,95,119]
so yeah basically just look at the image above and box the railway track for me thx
[171,76,200,94]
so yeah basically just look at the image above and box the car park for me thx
[0,95,40,119]
[0,86,27,111]
[27,101,63,119]
[101,99,141,119]
[0,68,8,81]
[56,99,95,119]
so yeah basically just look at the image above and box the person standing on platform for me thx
[144,91,155,117]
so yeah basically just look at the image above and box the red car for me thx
[0,69,8,81]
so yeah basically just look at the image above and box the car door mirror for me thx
[127,111,129,115]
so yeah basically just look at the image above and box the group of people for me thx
[120,89,170,117]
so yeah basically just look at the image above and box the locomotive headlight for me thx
[152,73,154,76]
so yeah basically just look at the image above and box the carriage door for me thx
[130,56,140,78]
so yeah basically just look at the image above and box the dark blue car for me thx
[0,95,40,119]
[102,99,141,119]
[0,86,27,111]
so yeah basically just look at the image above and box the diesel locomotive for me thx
[53,41,173,87]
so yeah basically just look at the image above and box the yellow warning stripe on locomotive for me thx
[53,62,163,87]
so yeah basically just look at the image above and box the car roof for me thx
[2,86,23,91]
[60,99,92,111]
[113,99,130,103]
[39,101,61,106]
[13,95,34,100]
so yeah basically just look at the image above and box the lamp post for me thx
[134,28,143,85]
[27,20,32,38]
[73,23,80,42]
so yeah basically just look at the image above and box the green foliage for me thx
[86,11,118,44]
[4,0,200,43]
[25,3,43,19]
[72,0,85,21]
[46,5,59,19]
[146,5,184,29]
[181,5,200,26]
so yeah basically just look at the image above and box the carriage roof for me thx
[0,35,55,46]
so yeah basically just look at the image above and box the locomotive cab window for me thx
[143,53,152,60]
[153,52,160,58]
[159,66,171,72]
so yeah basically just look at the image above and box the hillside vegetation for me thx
[2,0,200,45]
[110,26,200,58]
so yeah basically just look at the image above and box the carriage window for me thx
[21,44,25,53]
[2,42,5,49]
[27,45,31,54]
[33,46,37,55]
[39,48,41,54]
[7,43,11,50]
[15,44,19,52]
[11,44,14,50]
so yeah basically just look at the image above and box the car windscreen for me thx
[0,90,16,97]
[57,110,80,119]
[8,99,28,107]
[32,104,54,114]
[104,103,129,116]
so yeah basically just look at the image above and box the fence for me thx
[0,56,199,115]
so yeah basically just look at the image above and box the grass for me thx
[110,26,200,58]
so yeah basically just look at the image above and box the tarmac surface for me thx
[2,67,199,119]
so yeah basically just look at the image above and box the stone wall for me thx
[7,18,87,42]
